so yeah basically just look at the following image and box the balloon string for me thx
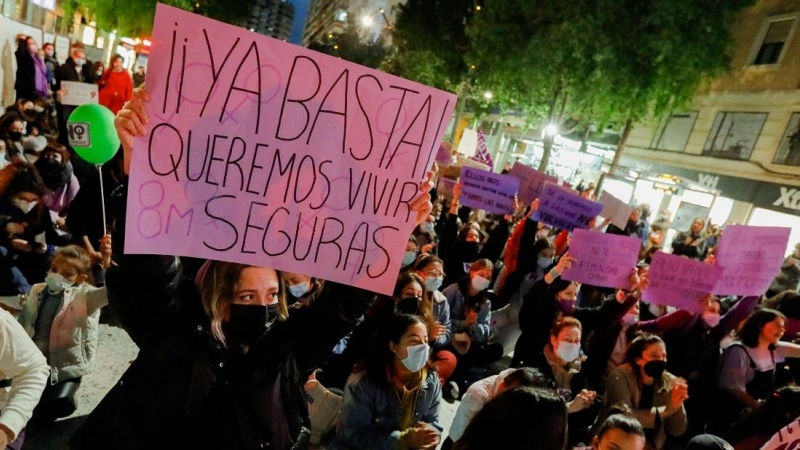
[98,164,107,235]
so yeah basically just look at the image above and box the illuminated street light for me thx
[483,92,493,100]
[544,124,559,136]
[360,15,374,27]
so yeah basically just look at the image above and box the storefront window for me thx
[708,197,734,227]
[747,207,800,256]
[602,178,634,205]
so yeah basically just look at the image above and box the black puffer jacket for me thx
[70,183,369,449]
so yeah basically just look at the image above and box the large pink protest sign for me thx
[714,225,791,296]
[532,182,603,232]
[562,229,641,288]
[760,415,800,450]
[459,167,519,215]
[508,162,558,204]
[124,4,456,295]
[643,252,723,313]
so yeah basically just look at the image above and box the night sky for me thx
[290,0,311,44]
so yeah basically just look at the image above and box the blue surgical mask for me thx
[425,276,443,292]
[556,342,581,363]
[288,282,309,298]
[45,272,72,293]
[399,343,429,372]
[537,256,554,269]
[402,251,417,267]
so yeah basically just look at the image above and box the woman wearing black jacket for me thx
[512,254,641,369]
[69,89,434,449]
[14,36,49,102]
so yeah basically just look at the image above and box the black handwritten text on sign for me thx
[124,4,456,295]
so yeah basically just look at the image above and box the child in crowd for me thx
[17,241,110,422]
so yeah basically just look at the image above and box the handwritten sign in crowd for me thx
[599,191,634,230]
[714,225,791,296]
[124,4,456,295]
[760,415,800,450]
[562,229,641,288]
[644,252,723,313]
[60,81,98,106]
[508,162,558,204]
[533,182,603,232]
[458,167,519,215]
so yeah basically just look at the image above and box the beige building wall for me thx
[625,0,800,188]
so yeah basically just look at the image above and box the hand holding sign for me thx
[119,5,456,294]
[533,182,604,232]
[562,230,640,288]
[644,251,723,313]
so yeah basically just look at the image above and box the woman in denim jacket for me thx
[332,314,442,450]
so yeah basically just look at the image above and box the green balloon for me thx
[67,104,121,165]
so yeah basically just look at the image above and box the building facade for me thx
[247,0,295,41]
[616,0,800,247]
[302,0,402,46]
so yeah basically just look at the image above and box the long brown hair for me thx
[198,261,288,347]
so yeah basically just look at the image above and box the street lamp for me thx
[544,124,558,137]
[360,15,373,27]
[483,92,493,100]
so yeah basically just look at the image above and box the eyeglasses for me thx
[425,270,445,277]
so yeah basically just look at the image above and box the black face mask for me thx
[8,131,22,142]
[460,241,481,260]
[643,360,666,379]
[39,158,61,173]
[396,297,421,315]
[224,304,279,345]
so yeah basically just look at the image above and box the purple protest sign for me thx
[458,167,520,215]
[124,4,456,295]
[714,225,791,296]
[436,142,454,167]
[508,162,558,204]
[437,177,456,199]
[644,252,723,313]
[532,182,603,232]
[562,229,641,288]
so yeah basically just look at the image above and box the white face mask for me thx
[399,343,429,372]
[621,313,638,327]
[701,312,720,328]
[74,57,86,66]
[471,275,491,292]
[425,276,443,293]
[420,222,434,234]
[45,272,72,293]
[556,341,581,363]
[12,198,37,214]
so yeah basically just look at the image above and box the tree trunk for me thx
[447,84,470,142]
[579,126,591,153]
[609,118,633,176]
[538,134,554,172]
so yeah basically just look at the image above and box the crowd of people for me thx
[0,52,798,450]
[0,35,143,449]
